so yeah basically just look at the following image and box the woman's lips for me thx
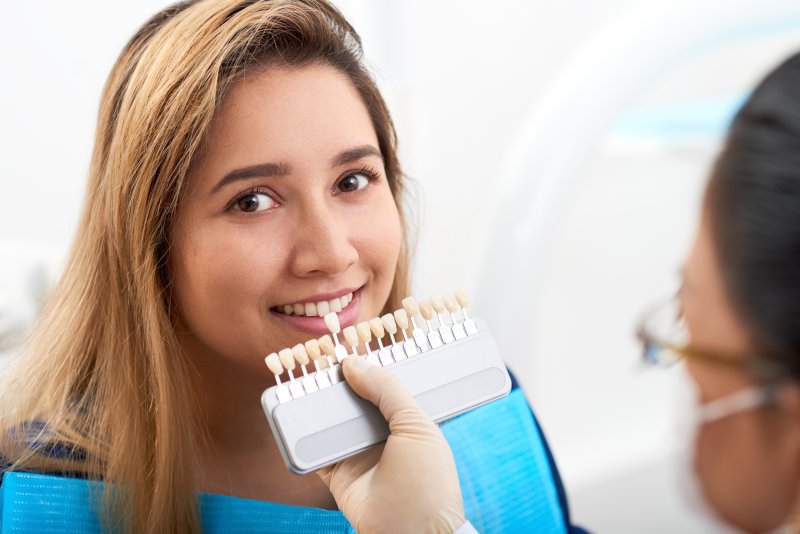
[271,288,361,336]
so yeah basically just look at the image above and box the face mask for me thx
[672,363,778,533]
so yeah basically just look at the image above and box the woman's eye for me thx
[235,192,277,213]
[337,173,371,193]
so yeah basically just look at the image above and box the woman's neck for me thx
[186,341,337,509]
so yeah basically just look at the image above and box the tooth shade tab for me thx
[278,348,296,371]
[397,310,411,332]
[402,296,420,316]
[324,312,341,334]
[317,301,331,317]
[431,296,445,313]
[319,335,335,356]
[419,300,434,321]
[265,353,283,375]
[356,321,372,342]
[381,314,398,335]
[292,344,310,365]
[343,326,359,348]
[368,317,385,339]
[304,339,322,360]
[444,294,459,313]
[455,289,469,308]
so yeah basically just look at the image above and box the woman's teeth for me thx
[278,292,354,317]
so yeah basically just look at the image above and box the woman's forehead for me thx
[192,64,379,183]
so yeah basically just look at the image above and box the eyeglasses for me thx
[635,295,788,381]
[636,295,786,423]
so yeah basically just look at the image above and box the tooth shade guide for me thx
[443,294,459,313]
[368,317,385,345]
[292,344,310,366]
[418,300,443,348]
[266,289,479,402]
[393,310,421,357]
[324,312,341,334]
[265,353,293,404]
[261,304,512,475]
[343,326,359,356]
[452,289,479,335]
[401,296,420,316]
[356,321,372,343]
[307,336,332,389]
[418,300,434,321]
[292,343,319,394]
[380,314,397,336]
[265,353,283,376]
[393,309,409,330]
[278,348,296,371]
[305,339,322,360]
[317,334,340,383]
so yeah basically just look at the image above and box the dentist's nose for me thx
[289,204,359,277]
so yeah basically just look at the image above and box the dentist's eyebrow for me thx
[211,161,290,195]
[330,145,383,167]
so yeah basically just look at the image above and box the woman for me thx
[0,0,413,531]
[324,51,800,532]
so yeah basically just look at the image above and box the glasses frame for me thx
[635,296,789,382]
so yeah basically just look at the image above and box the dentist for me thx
[320,51,800,534]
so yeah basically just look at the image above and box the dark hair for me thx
[708,51,800,372]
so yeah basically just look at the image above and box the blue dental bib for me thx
[0,390,567,533]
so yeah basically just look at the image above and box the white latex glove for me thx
[317,356,465,534]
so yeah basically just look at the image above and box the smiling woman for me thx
[0,1,409,532]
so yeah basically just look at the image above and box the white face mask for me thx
[672,363,778,533]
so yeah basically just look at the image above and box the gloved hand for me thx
[317,356,465,534]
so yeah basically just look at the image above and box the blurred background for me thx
[3,0,800,531]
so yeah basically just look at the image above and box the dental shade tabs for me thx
[261,290,512,474]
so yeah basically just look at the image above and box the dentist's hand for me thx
[316,356,465,534]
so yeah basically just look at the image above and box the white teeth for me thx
[276,292,355,317]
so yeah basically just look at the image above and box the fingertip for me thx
[342,356,378,400]
[343,354,371,374]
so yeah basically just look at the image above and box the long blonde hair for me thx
[0,1,409,531]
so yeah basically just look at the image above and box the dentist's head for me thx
[639,51,800,532]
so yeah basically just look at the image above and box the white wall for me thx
[3,1,800,531]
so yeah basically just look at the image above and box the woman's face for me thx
[170,63,402,377]
[681,210,800,532]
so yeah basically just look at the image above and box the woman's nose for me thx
[288,204,359,278]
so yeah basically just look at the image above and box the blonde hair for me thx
[0,1,409,531]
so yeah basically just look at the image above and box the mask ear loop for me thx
[697,383,780,424]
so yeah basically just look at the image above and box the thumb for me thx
[342,356,432,433]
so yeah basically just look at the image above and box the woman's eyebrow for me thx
[330,145,382,167]
[210,145,382,196]
[211,162,290,195]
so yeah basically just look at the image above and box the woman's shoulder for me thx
[1,420,89,486]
